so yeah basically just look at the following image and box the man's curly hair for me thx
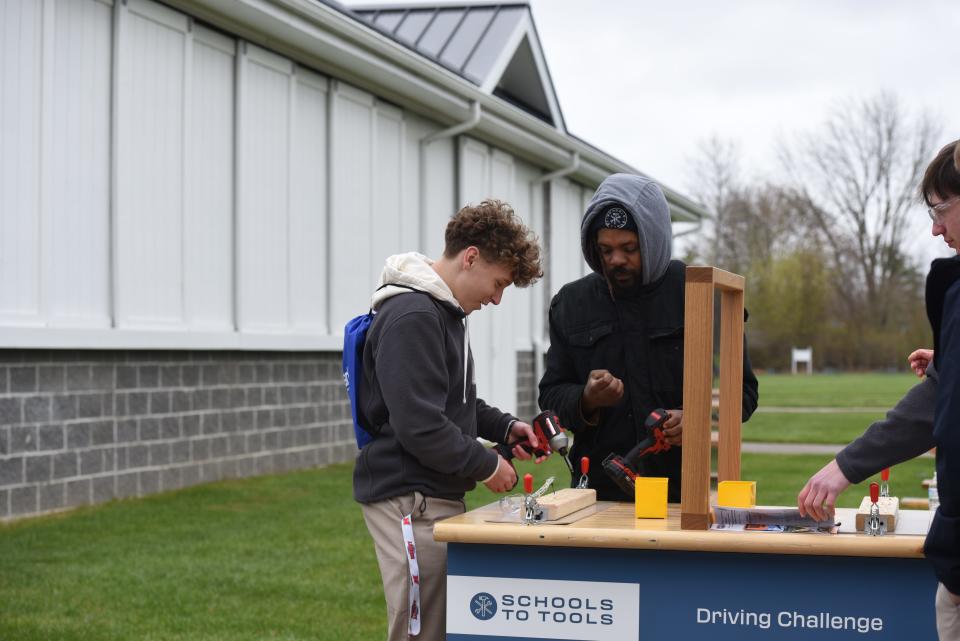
[444,199,543,287]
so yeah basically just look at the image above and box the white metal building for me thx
[1,0,704,410]
[0,0,706,518]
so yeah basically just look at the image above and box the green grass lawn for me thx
[755,372,918,407]
[1,451,935,641]
[742,453,934,507]
[0,464,385,641]
[742,411,885,444]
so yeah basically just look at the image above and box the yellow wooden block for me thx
[717,480,756,508]
[635,477,668,518]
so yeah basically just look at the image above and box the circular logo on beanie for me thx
[470,593,497,620]
[604,207,629,229]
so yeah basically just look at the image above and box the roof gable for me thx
[351,2,565,130]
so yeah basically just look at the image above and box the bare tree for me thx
[687,136,805,275]
[686,136,743,269]
[779,93,940,326]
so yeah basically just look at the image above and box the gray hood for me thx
[370,252,472,402]
[580,173,673,285]
[370,252,461,311]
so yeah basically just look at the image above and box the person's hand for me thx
[507,421,549,463]
[581,369,624,415]
[662,409,683,446]
[797,458,850,522]
[483,455,518,493]
[908,348,934,378]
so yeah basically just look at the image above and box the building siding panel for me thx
[237,44,293,330]
[184,27,235,329]
[0,0,42,323]
[370,102,405,294]
[289,68,329,332]
[115,0,188,326]
[329,83,375,332]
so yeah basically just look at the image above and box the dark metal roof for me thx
[347,2,563,128]
[352,4,527,85]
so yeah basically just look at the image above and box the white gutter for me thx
[422,100,482,145]
[418,101,482,250]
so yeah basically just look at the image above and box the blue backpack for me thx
[342,284,418,448]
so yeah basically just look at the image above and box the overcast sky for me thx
[347,0,960,265]
[526,0,960,264]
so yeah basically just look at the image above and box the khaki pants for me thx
[937,583,960,641]
[362,493,464,641]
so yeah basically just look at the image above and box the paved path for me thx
[742,442,844,454]
[742,441,934,457]
[753,406,888,413]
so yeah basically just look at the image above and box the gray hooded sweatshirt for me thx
[581,173,673,284]
[353,252,516,504]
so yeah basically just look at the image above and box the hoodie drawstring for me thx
[462,317,470,403]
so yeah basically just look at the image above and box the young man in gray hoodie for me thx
[354,199,543,641]
[538,173,759,502]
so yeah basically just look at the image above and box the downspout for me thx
[533,151,579,186]
[418,101,482,251]
[673,217,704,238]
[530,151,580,408]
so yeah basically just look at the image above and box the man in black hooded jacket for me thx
[539,173,759,502]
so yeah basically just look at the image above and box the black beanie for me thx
[588,204,638,238]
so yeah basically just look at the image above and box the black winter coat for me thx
[538,260,760,501]
[924,256,960,594]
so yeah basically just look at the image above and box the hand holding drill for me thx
[601,408,674,496]
[495,410,572,473]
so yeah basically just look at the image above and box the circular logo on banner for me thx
[470,593,498,620]
[604,207,629,229]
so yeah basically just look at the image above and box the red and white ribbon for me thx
[400,513,421,635]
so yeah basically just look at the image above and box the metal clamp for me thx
[865,482,886,537]
[498,476,557,525]
[575,456,589,489]
[523,494,544,525]
[865,509,886,537]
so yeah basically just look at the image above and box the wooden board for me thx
[434,502,928,558]
[855,496,900,532]
[537,488,596,521]
[680,276,714,529]
[681,266,746,530]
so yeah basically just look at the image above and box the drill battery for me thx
[602,409,671,496]
[495,410,573,473]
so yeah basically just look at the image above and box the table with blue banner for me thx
[434,501,936,641]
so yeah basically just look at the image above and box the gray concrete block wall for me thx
[0,350,355,520]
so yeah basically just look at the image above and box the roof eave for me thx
[161,0,707,221]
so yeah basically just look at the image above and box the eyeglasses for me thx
[929,196,960,224]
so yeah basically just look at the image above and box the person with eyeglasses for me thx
[924,139,960,641]
[796,139,960,640]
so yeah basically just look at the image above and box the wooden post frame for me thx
[680,266,746,530]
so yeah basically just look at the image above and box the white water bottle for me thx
[929,472,939,512]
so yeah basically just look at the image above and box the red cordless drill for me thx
[496,410,573,473]
[601,409,671,496]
